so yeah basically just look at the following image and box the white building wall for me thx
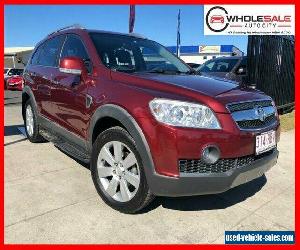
[180,53,233,65]
[4,47,33,69]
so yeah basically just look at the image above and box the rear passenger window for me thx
[38,36,65,67]
[60,35,89,61]
[31,45,43,65]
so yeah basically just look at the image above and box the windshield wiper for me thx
[145,69,190,75]
[146,69,178,74]
[187,69,197,75]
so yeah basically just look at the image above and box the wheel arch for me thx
[88,104,157,189]
[22,86,38,121]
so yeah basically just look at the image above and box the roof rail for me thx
[128,33,147,39]
[47,24,85,37]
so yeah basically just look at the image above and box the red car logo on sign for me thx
[210,15,225,23]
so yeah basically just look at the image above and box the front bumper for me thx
[148,148,278,197]
[139,115,280,177]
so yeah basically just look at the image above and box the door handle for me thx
[71,75,81,87]
[51,79,59,84]
[51,75,59,85]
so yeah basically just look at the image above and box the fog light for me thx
[202,146,220,164]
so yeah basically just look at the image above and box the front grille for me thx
[179,150,274,174]
[227,100,272,113]
[237,114,276,129]
[179,158,236,174]
[227,100,277,130]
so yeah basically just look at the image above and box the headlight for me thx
[271,100,279,118]
[149,99,221,129]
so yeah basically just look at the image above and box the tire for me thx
[91,126,154,214]
[24,100,46,143]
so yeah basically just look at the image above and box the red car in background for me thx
[6,75,24,91]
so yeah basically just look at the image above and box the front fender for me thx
[88,104,159,192]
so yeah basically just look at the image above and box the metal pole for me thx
[12,56,16,68]
[176,9,181,57]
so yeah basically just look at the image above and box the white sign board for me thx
[204,5,295,35]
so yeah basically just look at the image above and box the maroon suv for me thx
[22,26,280,213]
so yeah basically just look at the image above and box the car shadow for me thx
[139,175,267,213]
[55,146,90,170]
[4,125,28,146]
[4,125,23,136]
[55,146,267,213]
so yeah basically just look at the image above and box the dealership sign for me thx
[204,5,295,35]
[199,45,220,53]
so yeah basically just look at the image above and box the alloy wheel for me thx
[26,105,34,137]
[97,141,140,202]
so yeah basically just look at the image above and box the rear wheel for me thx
[24,100,46,143]
[91,126,154,213]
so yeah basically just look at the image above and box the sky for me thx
[4,5,248,53]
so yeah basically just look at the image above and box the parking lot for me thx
[4,90,295,244]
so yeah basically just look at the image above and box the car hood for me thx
[131,73,239,97]
[110,71,269,113]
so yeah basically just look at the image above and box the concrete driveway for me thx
[4,90,22,105]
[4,99,295,244]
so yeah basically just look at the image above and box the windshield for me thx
[89,32,191,74]
[198,58,239,73]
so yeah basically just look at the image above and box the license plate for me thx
[256,130,276,155]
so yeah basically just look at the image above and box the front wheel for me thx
[91,126,154,214]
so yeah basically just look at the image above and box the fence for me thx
[246,35,295,112]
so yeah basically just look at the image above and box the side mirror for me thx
[59,57,87,76]
[237,67,246,75]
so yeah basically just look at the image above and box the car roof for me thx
[87,29,147,39]
[38,25,148,49]
[47,27,146,40]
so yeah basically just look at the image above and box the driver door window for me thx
[60,35,91,72]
